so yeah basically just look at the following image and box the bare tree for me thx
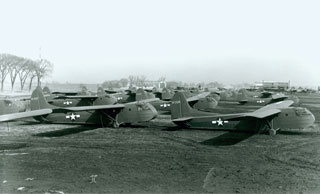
[34,59,53,86]
[138,75,146,87]
[8,55,24,91]
[28,63,37,91]
[119,78,128,87]
[158,76,166,82]
[0,54,12,92]
[18,58,34,91]
[128,75,136,87]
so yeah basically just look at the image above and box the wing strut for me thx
[259,118,279,135]
[99,111,120,128]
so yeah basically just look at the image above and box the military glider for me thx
[170,92,314,135]
[43,87,117,107]
[0,87,158,127]
[238,90,289,106]
[138,89,218,113]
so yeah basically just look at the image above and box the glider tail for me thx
[96,87,117,105]
[97,87,106,96]
[42,86,54,102]
[238,91,248,104]
[31,86,52,110]
[136,88,148,101]
[42,86,51,95]
[161,88,172,100]
[171,92,193,119]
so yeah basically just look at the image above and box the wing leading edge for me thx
[0,109,52,122]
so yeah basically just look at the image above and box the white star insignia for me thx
[66,113,80,121]
[257,100,265,103]
[63,101,72,105]
[212,118,229,126]
[160,103,170,108]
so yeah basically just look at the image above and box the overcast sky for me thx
[0,0,319,87]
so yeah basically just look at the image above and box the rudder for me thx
[136,88,148,101]
[171,92,194,119]
[97,87,106,96]
[31,86,53,110]
[42,86,51,95]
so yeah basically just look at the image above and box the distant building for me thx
[159,81,166,88]
[253,81,290,91]
[143,80,166,88]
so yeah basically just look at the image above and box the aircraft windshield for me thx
[295,107,309,116]
[137,103,150,111]
[206,97,215,102]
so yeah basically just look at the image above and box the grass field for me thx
[1,116,320,194]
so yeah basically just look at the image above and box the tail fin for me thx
[95,87,117,105]
[80,85,88,95]
[42,86,54,102]
[171,92,194,119]
[42,86,51,95]
[136,88,148,101]
[161,88,173,100]
[97,87,106,96]
[238,91,248,104]
[31,86,52,110]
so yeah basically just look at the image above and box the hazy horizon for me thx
[1,0,319,87]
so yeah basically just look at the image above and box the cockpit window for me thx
[206,97,214,102]
[137,103,150,111]
[295,107,309,116]
[4,100,12,107]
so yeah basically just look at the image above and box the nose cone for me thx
[109,95,118,104]
[209,97,218,108]
[306,108,316,127]
[147,103,158,120]
[193,97,218,110]
[134,103,158,122]
[296,107,315,129]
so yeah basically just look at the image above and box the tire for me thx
[268,128,277,135]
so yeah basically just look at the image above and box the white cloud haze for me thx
[0,0,319,87]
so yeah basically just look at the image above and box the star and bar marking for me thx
[63,101,73,105]
[66,113,80,121]
[160,103,171,108]
[212,118,229,126]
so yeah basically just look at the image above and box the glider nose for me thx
[109,95,118,104]
[306,108,316,126]
[148,103,158,120]
[136,103,158,122]
[296,107,316,128]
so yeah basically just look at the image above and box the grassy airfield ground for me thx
[1,115,320,194]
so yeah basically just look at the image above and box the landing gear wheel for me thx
[112,122,120,128]
[268,128,277,136]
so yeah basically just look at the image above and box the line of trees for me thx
[102,76,168,89]
[101,75,228,90]
[0,53,53,92]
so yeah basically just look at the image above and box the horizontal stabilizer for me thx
[272,96,288,100]
[138,98,160,103]
[186,92,210,102]
[104,89,119,94]
[57,104,125,111]
[171,117,193,122]
[0,109,52,122]
[52,92,79,95]
[238,100,249,104]
[126,98,160,104]
[271,93,287,99]
[54,95,98,99]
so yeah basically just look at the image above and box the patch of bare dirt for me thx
[1,118,320,193]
